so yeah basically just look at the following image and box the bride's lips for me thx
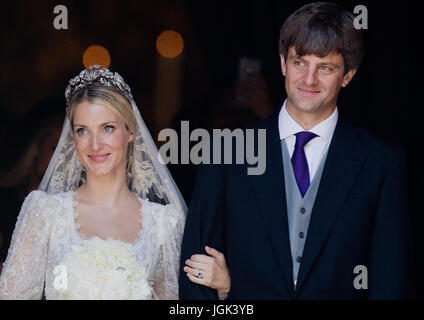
[298,87,321,96]
[88,153,110,163]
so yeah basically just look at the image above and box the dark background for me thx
[0,0,422,298]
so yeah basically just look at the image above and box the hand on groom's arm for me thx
[183,246,231,299]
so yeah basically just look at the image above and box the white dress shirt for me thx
[278,100,338,181]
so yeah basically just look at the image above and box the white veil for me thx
[38,65,187,216]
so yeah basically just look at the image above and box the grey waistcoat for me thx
[280,140,329,287]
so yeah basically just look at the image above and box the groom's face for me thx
[280,46,356,118]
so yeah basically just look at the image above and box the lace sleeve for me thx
[153,204,185,300]
[0,190,53,299]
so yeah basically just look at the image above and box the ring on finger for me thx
[197,269,203,279]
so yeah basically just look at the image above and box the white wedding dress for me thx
[0,189,185,300]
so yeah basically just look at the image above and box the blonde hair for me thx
[67,84,137,135]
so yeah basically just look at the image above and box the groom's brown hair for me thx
[279,2,364,74]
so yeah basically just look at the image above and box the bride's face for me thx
[73,101,134,178]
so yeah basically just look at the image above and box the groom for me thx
[179,2,412,299]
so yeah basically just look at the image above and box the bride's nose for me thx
[89,133,104,151]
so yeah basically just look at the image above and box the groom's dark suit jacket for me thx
[179,113,413,299]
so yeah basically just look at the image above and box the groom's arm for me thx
[179,163,226,300]
[368,148,414,299]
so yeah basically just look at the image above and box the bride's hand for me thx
[184,246,231,299]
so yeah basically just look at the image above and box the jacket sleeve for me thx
[178,163,226,300]
[368,148,413,299]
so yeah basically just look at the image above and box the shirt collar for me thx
[278,100,338,142]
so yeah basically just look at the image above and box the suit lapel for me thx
[294,119,369,295]
[249,114,295,293]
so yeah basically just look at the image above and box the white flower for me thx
[57,237,152,300]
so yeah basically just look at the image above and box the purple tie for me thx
[291,131,318,197]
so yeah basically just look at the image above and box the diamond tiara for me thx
[64,65,134,105]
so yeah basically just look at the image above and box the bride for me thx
[0,66,230,299]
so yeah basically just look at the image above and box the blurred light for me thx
[156,30,184,58]
[83,45,111,69]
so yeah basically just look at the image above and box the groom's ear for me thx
[280,54,287,77]
[341,68,357,88]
